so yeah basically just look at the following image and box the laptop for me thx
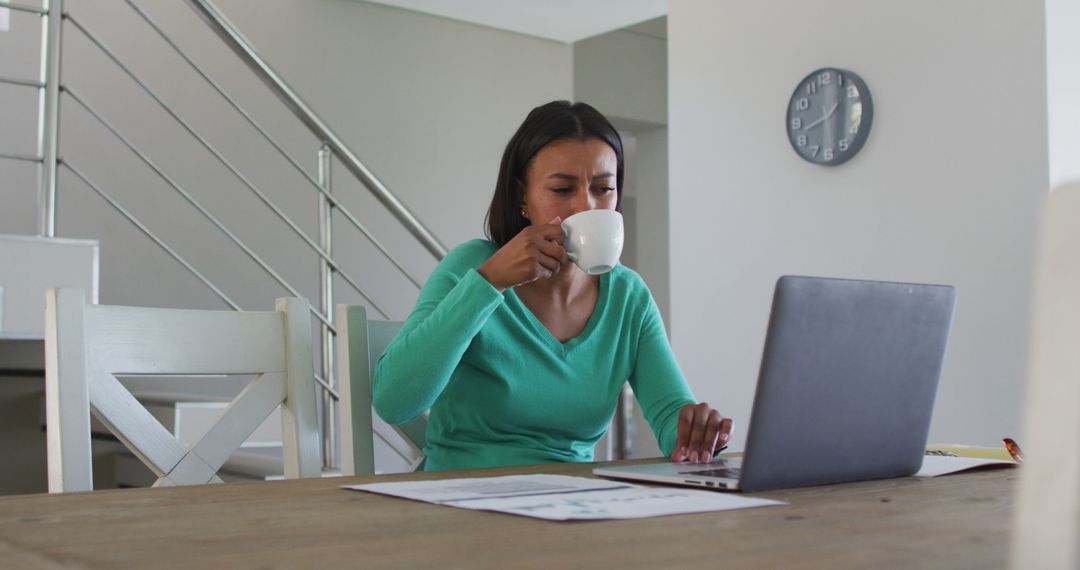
[594,275,957,492]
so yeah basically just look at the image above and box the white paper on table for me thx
[344,474,629,502]
[914,455,1018,477]
[343,473,786,521]
[449,485,785,521]
[1,8,10,32]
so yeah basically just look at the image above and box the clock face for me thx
[786,68,873,166]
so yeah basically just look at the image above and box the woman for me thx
[374,101,732,471]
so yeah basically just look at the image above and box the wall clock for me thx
[786,68,873,166]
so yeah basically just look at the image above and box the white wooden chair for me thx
[336,304,426,475]
[1011,184,1080,568]
[45,288,322,492]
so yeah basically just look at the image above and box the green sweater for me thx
[373,239,696,471]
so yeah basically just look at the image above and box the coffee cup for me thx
[561,210,624,275]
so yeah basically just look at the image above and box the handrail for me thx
[184,0,448,261]
[66,14,392,319]
[14,0,456,472]
[64,86,343,328]
[120,0,423,290]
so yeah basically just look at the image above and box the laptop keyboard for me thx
[678,467,741,479]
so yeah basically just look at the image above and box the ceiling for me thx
[622,16,666,40]
[362,0,667,44]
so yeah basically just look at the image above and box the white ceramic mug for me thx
[561,210,624,275]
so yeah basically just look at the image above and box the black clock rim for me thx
[785,67,874,167]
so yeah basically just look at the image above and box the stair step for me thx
[120,374,252,403]
[91,401,282,447]
[0,234,98,336]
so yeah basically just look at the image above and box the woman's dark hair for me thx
[485,101,624,246]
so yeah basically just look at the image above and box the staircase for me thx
[0,0,442,486]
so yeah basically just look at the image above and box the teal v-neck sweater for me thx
[374,239,696,471]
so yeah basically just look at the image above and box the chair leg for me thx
[45,288,94,493]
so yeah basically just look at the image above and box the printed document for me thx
[343,474,784,521]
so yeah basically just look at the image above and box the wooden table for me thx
[0,459,1015,569]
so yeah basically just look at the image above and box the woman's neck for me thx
[518,263,594,303]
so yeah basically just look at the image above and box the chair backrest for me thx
[45,288,322,492]
[1011,184,1080,568]
[336,304,426,476]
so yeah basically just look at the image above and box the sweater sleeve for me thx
[628,293,697,457]
[373,242,504,424]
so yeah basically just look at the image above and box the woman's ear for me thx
[516,179,528,220]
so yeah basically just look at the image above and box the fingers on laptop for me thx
[674,403,733,463]
[705,415,733,461]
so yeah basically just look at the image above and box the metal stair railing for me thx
[0,0,56,226]
[183,0,447,261]
[122,0,425,291]
[63,15,388,323]
[1,0,446,472]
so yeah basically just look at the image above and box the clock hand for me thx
[823,106,834,143]
[803,113,828,131]
[803,102,840,131]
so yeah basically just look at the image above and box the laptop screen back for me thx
[738,276,956,492]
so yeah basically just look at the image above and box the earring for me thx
[520,206,528,219]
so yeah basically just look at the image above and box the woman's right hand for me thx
[478,217,567,292]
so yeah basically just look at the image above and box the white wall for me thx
[669,0,1048,449]
[1047,0,1080,189]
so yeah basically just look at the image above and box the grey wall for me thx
[628,128,669,330]
[669,0,1048,450]
[574,21,668,458]
[575,24,669,326]
[1,0,572,319]
[574,22,666,128]
[0,3,43,234]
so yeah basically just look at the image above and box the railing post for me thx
[610,385,633,460]
[318,143,336,470]
[37,0,63,237]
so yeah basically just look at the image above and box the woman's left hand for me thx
[671,402,733,463]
